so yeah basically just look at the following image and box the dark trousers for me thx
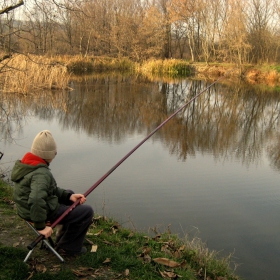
[51,203,94,253]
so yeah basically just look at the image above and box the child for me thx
[11,130,94,255]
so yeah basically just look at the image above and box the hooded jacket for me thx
[11,152,71,229]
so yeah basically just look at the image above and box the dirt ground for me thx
[0,203,63,266]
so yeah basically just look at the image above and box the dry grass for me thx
[243,68,280,86]
[0,54,71,94]
[265,70,279,83]
[1,54,279,94]
[58,55,134,74]
[138,59,193,76]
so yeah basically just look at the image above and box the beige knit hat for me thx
[31,130,57,160]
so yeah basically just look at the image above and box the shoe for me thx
[79,247,87,254]
[57,246,87,256]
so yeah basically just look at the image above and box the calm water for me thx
[1,74,280,279]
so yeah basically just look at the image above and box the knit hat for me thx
[31,130,57,160]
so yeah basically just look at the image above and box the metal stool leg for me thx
[24,220,65,263]
[23,248,34,263]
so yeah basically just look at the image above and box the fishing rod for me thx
[27,71,230,250]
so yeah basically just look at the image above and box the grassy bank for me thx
[0,180,242,280]
[1,53,280,94]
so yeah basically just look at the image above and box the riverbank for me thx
[1,54,279,94]
[191,63,280,87]
[64,56,280,85]
[0,180,242,280]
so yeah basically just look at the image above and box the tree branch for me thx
[0,0,24,15]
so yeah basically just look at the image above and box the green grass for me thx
[80,217,241,280]
[0,180,242,280]
[0,180,13,200]
[0,181,14,215]
[0,246,30,280]
[0,244,77,280]
[270,65,280,73]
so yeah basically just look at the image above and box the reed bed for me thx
[64,55,135,74]
[2,54,278,95]
[0,54,71,94]
[0,55,192,95]
[138,59,193,77]
[61,56,192,77]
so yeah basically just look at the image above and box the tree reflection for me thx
[161,80,280,167]
[0,92,27,144]
[1,74,280,170]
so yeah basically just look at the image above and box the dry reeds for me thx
[138,59,193,77]
[265,70,280,84]
[64,55,135,74]
[0,54,71,94]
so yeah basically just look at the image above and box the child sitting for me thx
[11,130,94,255]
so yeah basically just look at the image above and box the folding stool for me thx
[23,220,64,263]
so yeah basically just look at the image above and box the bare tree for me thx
[1,0,280,63]
[246,0,276,63]
[221,0,251,66]
[131,3,166,60]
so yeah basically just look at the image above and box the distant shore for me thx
[191,63,280,86]
[1,54,279,95]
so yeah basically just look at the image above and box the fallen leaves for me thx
[72,267,94,277]
[124,268,129,276]
[153,257,187,279]
[111,222,120,234]
[153,257,183,268]
[93,229,103,236]
[2,197,15,205]
[137,246,152,263]
[92,215,104,223]
[26,259,50,279]
[159,269,182,279]
[71,267,123,279]
[49,265,61,272]
[103,257,111,264]
[35,263,47,273]
[103,239,113,245]
[90,245,98,252]
[85,238,98,252]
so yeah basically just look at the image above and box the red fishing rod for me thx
[27,72,229,250]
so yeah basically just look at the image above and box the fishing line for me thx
[27,69,232,250]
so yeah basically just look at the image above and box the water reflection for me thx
[1,75,280,169]
[161,81,280,167]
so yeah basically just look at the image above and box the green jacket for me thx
[11,152,71,229]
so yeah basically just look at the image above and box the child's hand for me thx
[70,193,86,204]
[38,226,53,238]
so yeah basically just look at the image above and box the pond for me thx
[1,73,280,279]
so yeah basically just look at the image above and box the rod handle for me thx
[27,235,44,250]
